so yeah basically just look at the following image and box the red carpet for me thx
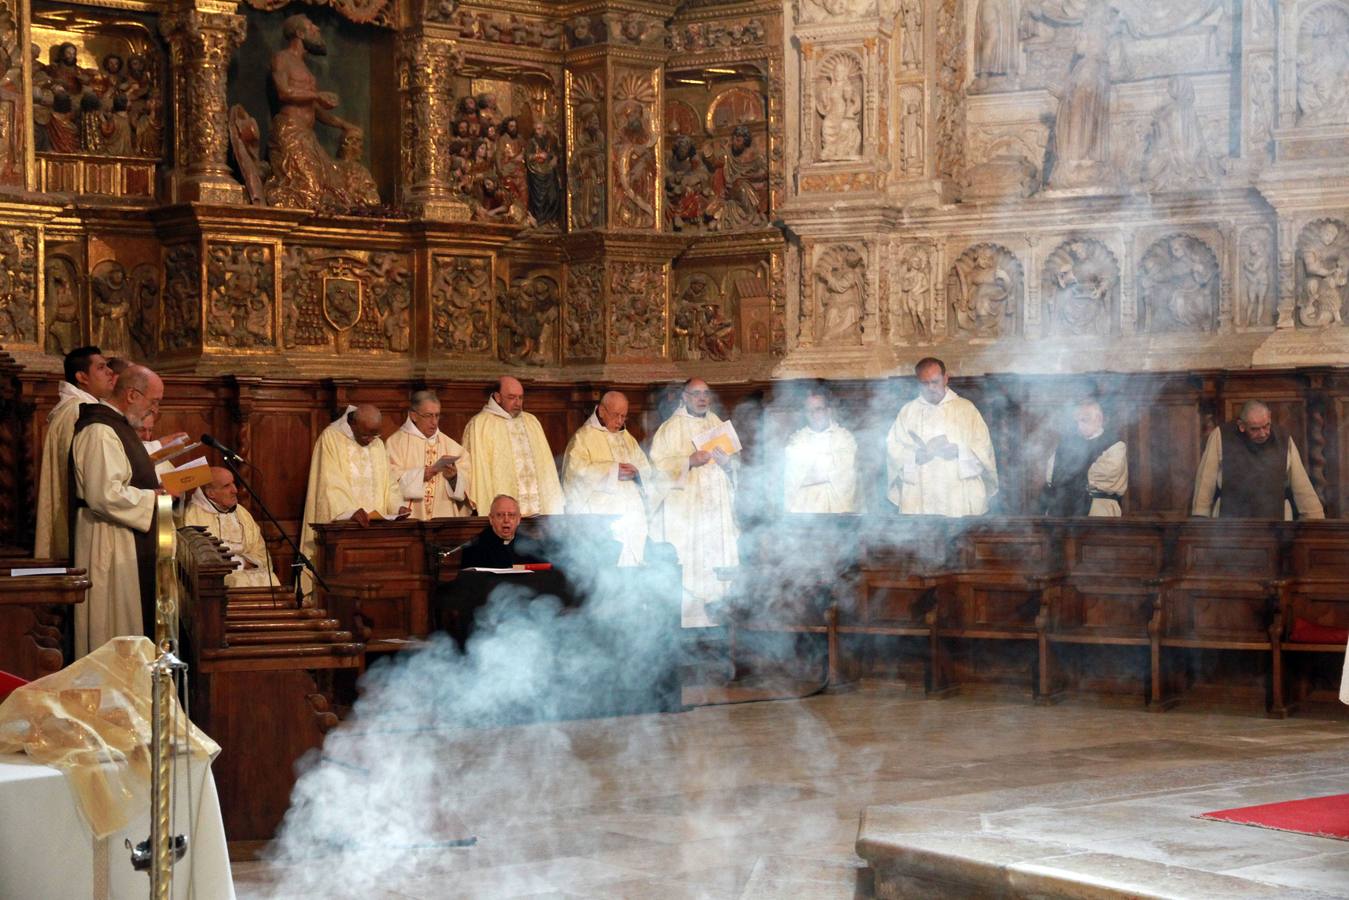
[1197,794,1349,841]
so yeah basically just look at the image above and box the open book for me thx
[693,420,742,458]
[908,430,955,456]
[160,457,214,494]
[148,434,200,464]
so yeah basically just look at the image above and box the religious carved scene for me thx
[161,243,201,353]
[206,243,275,349]
[1295,219,1349,329]
[1042,238,1119,337]
[563,263,603,363]
[281,246,412,354]
[0,0,26,186]
[813,51,863,162]
[567,71,605,231]
[663,76,771,234]
[893,243,933,342]
[812,244,866,346]
[947,243,1022,338]
[0,228,37,346]
[1238,226,1274,330]
[43,243,82,355]
[1137,234,1220,334]
[609,263,667,360]
[497,272,559,366]
[611,70,659,230]
[1295,3,1349,126]
[430,255,493,356]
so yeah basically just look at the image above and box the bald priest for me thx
[461,376,564,516]
[183,466,281,588]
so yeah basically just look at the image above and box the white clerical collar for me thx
[674,403,709,420]
[189,487,235,516]
[922,388,959,408]
[585,409,606,431]
[1083,428,1104,441]
[334,405,359,441]
[399,415,440,442]
[485,396,514,419]
[58,381,98,405]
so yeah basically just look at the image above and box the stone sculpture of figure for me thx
[896,247,931,340]
[817,247,865,342]
[1299,221,1348,328]
[1140,76,1219,190]
[525,121,563,226]
[1141,236,1217,332]
[1241,232,1270,327]
[899,0,923,71]
[1296,5,1349,126]
[816,55,862,160]
[706,125,769,230]
[91,266,132,355]
[974,0,1018,85]
[264,14,379,213]
[665,133,712,231]
[951,245,1016,336]
[614,99,657,228]
[1046,241,1113,335]
[1046,0,1126,189]
[569,104,606,228]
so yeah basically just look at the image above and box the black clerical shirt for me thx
[460,525,544,569]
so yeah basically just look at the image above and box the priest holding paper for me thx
[649,378,740,627]
[35,346,117,559]
[386,390,475,519]
[886,358,998,517]
[298,404,410,595]
[183,466,281,588]
[68,364,167,657]
[784,386,859,513]
[561,391,653,566]
[461,376,564,517]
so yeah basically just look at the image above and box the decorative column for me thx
[160,2,247,204]
[397,30,470,221]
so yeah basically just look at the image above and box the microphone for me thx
[201,434,247,465]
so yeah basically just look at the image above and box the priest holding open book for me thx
[649,378,740,627]
[886,357,998,517]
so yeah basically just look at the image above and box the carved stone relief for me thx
[899,85,924,176]
[814,244,866,345]
[1139,76,1221,190]
[814,51,864,161]
[0,0,25,185]
[1245,53,1275,156]
[894,243,933,341]
[206,243,275,349]
[947,243,1021,338]
[672,272,737,362]
[430,255,492,356]
[1238,226,1273,329]
[973,0,1019,89]
[1296,3,1349,126]
[933,0,965,181]
[796,0,873,26]
[162,243,200,352]
[434,8,563,49]
[1042,238,1119,336]
[43,247,81,355]
[497,273,558,365]
[611,71,659,229]
[280,246,412,353]
[609,263,667,359]
[0,228,37,345]
[604,13,667,48]
[568,73,606,230]
[564,263,604,362]
[898,0,923,72]
[1137,234,1220,333]
[1295,218,1349,328]
[90,258,158,357]
[664,84,770,233]
[669,17,769,53]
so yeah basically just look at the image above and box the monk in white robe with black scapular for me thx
[1042,400,1128,517]
[1191,399,1324,520]
[784,389,859,514]
[69,365,166,658]
[298,405,408,596]
[460,376,564,516]
[183,466,281,588]
[648,379,739,627]
[561,391,653,566]
[35,346,117,559]
[886,358,998,517]
[385,390,474,520]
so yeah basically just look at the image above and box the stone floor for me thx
[231,685,1349,899]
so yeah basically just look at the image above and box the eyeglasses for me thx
[684,390,711,399]
[410,410,439,420]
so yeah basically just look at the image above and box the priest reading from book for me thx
[460,494,545,569]
[461,376,564,517]
[560,390,653,566]
[649,378,740,627]
[298,404,411,595]
[1041,399,1128,517]
[68,364,173,657]
[1191,399,1324,520]
[35,346,117,560]
[386,389,475,520]
[886,357,998,516]
[183,466,281,588]
[783,384,859,514]
[136,410,189,479]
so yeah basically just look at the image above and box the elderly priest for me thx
[561,391,653,566]
[69,364,166,657]
[461,376,564,516]
[783,386,859,514]
[183,466,281,588]
[460,495,544,569]
[649,378,739,627]
[386,390,475,519]
[35,346,118,560]
[299,405,410,594]
[1192,399,1324,519]
[886,357,998,517]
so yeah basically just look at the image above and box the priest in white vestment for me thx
[561,391,653,566]
[35,346,117,559]
[784,387,859,513]
[70,365,167,658]
[1042,400,1128,517]
[136,411,188,479]
[649,379,739,627]
[298,405,409,596]
[461,376,564,516]
[886,358,998,516]
[386,390,475,519]
[183,467,281,588]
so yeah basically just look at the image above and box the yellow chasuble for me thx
[886,388,998,516]
[561,411,653,565]
[385,417,475,519]
[183,489,281,588]
[784,422,860,513]
[460,398,564,516]
[70,405,157,658]
[648,404,739,627]
[298,410,404,595]
[34,382,97,559]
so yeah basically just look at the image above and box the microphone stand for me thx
[218,455,328,605]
